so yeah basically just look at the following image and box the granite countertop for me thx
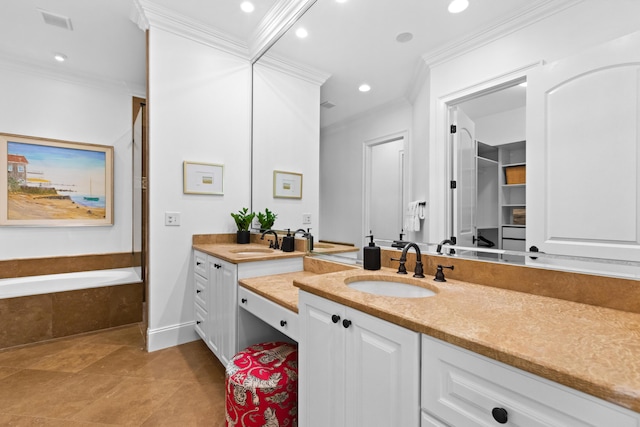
[293,267,640,413]
[311,241,359,255]
[193,243,305,263]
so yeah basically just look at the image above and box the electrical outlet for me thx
[302,213,312,224]
[165,212,181,226]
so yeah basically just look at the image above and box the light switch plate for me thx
[165,212,181,226]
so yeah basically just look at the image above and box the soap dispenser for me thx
[282,229,295,252]
[363,234,381,270]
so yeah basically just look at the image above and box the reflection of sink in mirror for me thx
[347,280,436,298]
[314,243,334,249]
[230,248,274,255]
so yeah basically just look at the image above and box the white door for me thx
[451,106,477,248]
[527,31,640,262]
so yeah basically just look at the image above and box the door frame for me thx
[434,62,540,245]
[362,130,408,247]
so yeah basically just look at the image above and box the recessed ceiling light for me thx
[54,53,67,62]
[295,28,308,38]
[240,2,254,13]
[396,32,413,43]
[448,0,469,13]
[359,84,371,93]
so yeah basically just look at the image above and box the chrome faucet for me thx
[260,229,279,249]
[395,242,425,278]
[436,238,456,255]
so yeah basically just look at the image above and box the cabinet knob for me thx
[280,320,287,327]
[241,298,247,304]
[342,319,352,328]
[214,264,222,269]
[331,314,341,324]
[196,289,201,293]
[196,261,202,266]
[196,320,201,325]
[491,407,508,424]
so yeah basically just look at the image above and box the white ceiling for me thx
[0,0,564,123]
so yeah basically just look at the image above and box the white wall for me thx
[147,27,252,350]
[252,63,321,236]
[0,65,134,260]
[427,1,640,243]
[320,99,412,248]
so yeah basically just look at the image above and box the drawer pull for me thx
[331,314,341,324]
[241,298,247,304]
[491,407,508,424]
[196,261,202,266]
[342,319,352,328]
[196,289,201,293]
[196,320,201,325]
[280,320,287,327]
[214,264,222,269]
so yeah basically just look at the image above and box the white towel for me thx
[404,201,419,232]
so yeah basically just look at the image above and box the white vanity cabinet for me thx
[421,335,640,427]
[193,250,303,367]
[298,291,420,427]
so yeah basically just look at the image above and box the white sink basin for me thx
[230,248,274,255]
[347,280,436,298]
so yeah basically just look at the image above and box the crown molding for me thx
[406,57,431,104]
[256,52,330,86]
[135,0,249,60]
[0,52,145,97]
[249,0,317,62]
[421,0,584,68]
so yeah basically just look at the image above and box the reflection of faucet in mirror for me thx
[394,242,425,278]
[392,231,409,249]
[261,230,280,250]
[294,228,314,251]
[436,239,456,255]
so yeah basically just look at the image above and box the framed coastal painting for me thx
[0,133,114,226]
[183,161,224,195]
[273,170,302,199]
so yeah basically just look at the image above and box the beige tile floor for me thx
[0,324,227,426]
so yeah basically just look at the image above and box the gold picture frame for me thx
[1,133,114,227]
[273,170,302,199]
[183,161,224,195]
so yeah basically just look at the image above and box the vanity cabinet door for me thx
[299,291,420,427]
[207,256,238,367]
[344,305,420,427]
[299,291,346,427]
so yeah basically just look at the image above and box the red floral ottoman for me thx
[225,342,298,427]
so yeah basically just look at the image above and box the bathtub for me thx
[0,267,142,299]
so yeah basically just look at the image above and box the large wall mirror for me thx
[252,0,640,278]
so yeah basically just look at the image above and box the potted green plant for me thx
[230,207,255,244]
[256,208,278,232]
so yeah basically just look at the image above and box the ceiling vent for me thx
[38,9,73,31]
[321,101,336,109]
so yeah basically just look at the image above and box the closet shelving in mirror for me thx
[499,141,526,261]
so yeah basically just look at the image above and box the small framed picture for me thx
[273,170,302,199]
[183,161,223,195]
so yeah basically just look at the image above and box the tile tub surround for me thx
[380,248,640,314]
[0,283,143,350]
[293,267,640,413]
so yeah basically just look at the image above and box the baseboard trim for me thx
[147,321,199,352]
